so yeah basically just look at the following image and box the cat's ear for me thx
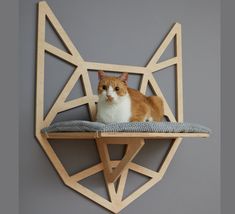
[119,72,128,83]
[98,70,106,80]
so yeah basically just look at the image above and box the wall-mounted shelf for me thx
[44,131,209,139]
[35,1,209,213]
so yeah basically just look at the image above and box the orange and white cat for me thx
[96,71,164,124]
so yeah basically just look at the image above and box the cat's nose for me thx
[106,95,113,102]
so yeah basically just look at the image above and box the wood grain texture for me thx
[45,132,209,139]
[35,2,209,213]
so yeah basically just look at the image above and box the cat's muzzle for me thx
[106,95,114,102]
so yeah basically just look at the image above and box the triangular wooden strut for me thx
[96,138,145,183]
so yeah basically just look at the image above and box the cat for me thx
[96,70,164,124]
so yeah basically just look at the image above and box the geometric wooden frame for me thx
[35,1,209,213]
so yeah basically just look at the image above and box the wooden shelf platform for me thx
[44,132,209,140]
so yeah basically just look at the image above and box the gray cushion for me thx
[41,120,210,134]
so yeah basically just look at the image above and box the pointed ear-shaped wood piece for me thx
[146,23,181,68]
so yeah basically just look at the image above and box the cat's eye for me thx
[115,87,119,91]
[102,85,107,90]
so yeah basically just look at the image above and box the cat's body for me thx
[96,71,164,124]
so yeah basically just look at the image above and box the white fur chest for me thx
[96,94,132,124]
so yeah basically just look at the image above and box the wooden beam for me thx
[45,132,209,139]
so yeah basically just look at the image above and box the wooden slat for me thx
[60,95,98,112]
[85,61,147,74]
[96,139,113,174]
[70,163,103,182]
[70,161,119,182]
[108,139,145,183]
[139,73,149,94]
[36,2,46,132]
[150,57,178,72]
[36,134,70,182]
[146,23,180,68]
[128,162,158,178]
[44,42,78,65]
[100,132,209,138]
[41,1,83,62]
[43,67,83,126]
[68,182,117,213]
[44,132,99,139]
[116,169,129,201]
[158,138,182,176]
[96,139,118,204]
[81,71,97,121]
[45,132,209,139]
[120,175,162,212]
[175,24,184,122]
[148,73,176,122]
[61,96,90,111]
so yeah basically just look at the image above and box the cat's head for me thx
[97,70,128,103]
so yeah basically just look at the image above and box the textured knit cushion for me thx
[41,120,210,134]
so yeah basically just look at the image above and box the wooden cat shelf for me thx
[35,1,209,213]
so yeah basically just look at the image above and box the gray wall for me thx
[221,1,235,214]
[20,0,220,213]
[0,1,19,214]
